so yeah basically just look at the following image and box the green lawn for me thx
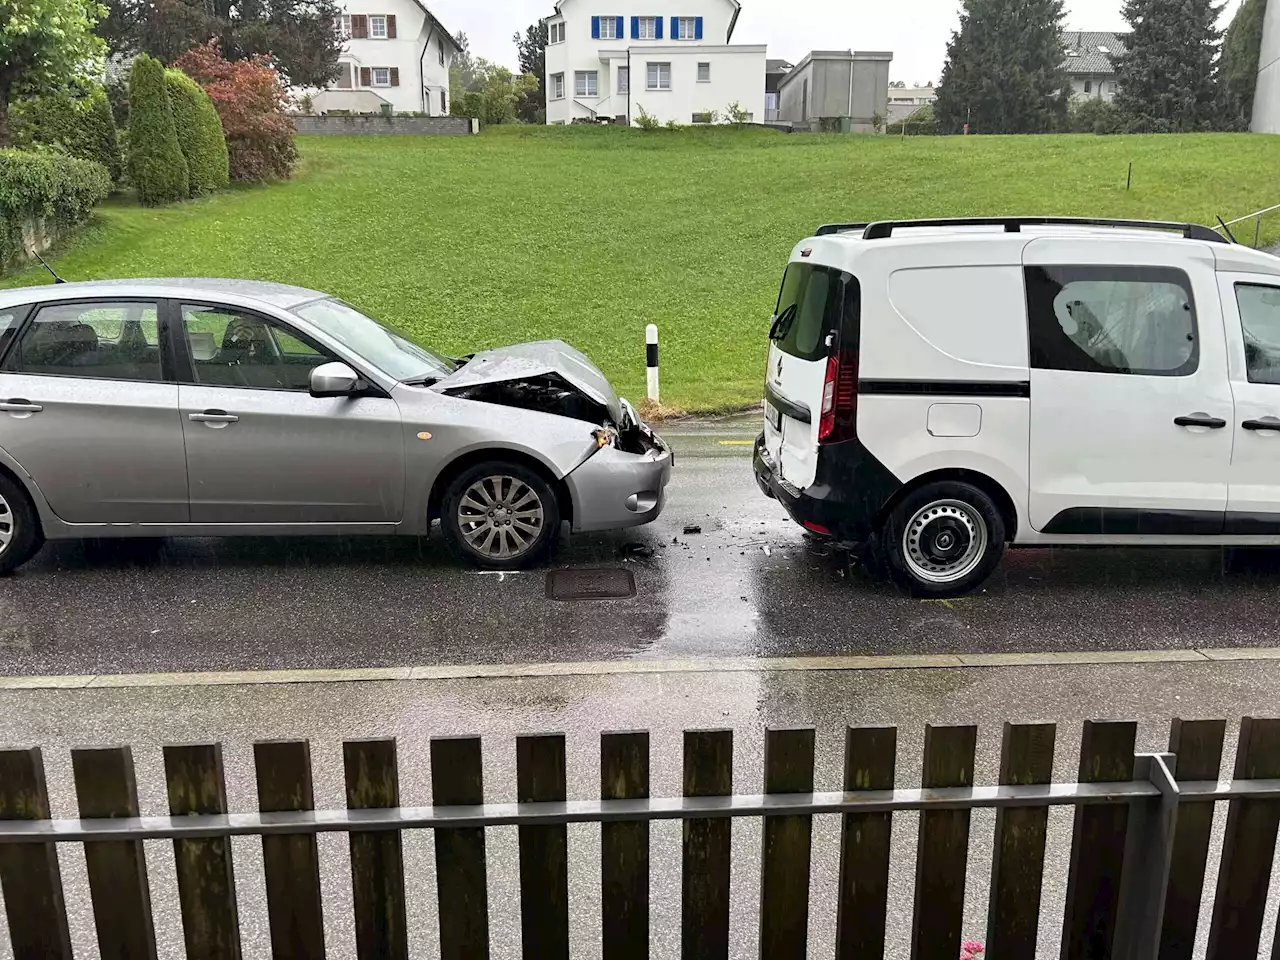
[9,126,1280,412]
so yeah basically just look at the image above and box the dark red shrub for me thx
[173,41,297,182]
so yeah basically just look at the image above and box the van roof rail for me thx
[849,216,1227,243]
[815,222,870,236]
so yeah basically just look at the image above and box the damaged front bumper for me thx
[564,413,672,533]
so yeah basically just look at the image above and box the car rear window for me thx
[770,263,854,362]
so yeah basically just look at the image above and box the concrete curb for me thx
[0,646,1270,691]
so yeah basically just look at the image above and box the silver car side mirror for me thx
[310,361,362,398]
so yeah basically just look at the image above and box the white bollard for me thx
[645,323,659,403]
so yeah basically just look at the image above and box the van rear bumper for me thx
[752,432,900,543]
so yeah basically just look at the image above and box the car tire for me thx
[441,460,561,570]
[0,473,43,575]
[880,481,1006,598]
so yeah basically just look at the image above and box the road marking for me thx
[0,646,1274,690]
[717,440,756,446]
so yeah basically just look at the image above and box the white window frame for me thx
[617,66,629,93]
[677,17,697,40]
[548,21,565,44]
[369,14,387,38]
[575,70,598,97]
[646,62,671,91]
[551,72,565,100]
[338,14,351,39]
[637,16,656,39]
[371,66,391,87]
[599,15,617,39]
[697,62,711,82]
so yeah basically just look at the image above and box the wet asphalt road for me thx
[5,419,1280,677]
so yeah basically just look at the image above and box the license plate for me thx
[766,403,782,431]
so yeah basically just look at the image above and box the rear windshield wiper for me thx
[769,304,797,341]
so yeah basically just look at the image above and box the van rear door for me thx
[763,260,853,490]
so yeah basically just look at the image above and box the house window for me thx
[599,15,617,39]
[1084,80,1092,94]
[551,72,565,99]
[371,67,391,86]
[338,14,351,38]
[647,62,671,90]
[439,39,445,66]
[618,66,629,93]
[575,70,598,97]
[677,17,697,39]
[637,16,656,39]
[697,62,711,82]
[692,111,714,123]
[548,21,566,43]
[441,89,447,113]
[370,15,387,38]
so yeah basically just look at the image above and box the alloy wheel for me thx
[457,475,545,560]
[0,492,12,556]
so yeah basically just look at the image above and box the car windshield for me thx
[291,298,457,381]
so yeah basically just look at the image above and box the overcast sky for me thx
[427,0,1243,87]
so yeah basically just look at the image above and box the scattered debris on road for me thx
[683,524,702,535]
[621,543,656,560]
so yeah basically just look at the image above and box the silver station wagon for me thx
[0,279,672,571]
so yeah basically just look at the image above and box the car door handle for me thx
[1174,414,1227,429]
[1242,417,1280,431]
[0,399,42,413]
[189,410,239,423]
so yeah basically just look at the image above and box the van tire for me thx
[0,472,43,575]
[880,481,1006,597]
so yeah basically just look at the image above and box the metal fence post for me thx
[1112,753,1180,960]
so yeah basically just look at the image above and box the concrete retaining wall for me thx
[2,215,62,276]
[293,115,479,135]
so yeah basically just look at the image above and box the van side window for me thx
[771,264,855,362]
[1236,284,1280,385]
[1025,265,1197,376]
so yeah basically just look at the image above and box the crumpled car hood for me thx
[429,340,625,425]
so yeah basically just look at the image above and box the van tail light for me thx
[817,348,858,444]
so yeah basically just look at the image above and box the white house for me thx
[543,0,766,126]
[1060,31,1126,102]
[308,0,460,115]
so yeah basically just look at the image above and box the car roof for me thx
[0,278,327,311]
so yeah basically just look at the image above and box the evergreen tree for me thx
[1113,0,1224,131]
[83,89,124,182]
[513,21,548,122]
[165,68,229,195]
[1221,0,1266,127]
[934,0,1069,134]
[127,53,189,204]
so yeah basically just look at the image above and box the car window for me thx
[1,301,163,382]
[1236,284,1280,385]
[0,306,30,363]
[771,263,849,362]
[1026,265,1197,376]
[291,298,456,382]
[183,304,337,391]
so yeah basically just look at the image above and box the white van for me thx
[753,217,1280,596]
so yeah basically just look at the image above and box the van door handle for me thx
[0,399,42,413]
[189,409,239,423]
[1242,417,1280,431]
[1174,414,1226,429]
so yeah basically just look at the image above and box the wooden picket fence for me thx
[1,717,1279,959]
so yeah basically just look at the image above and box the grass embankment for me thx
[8,126,1280,412]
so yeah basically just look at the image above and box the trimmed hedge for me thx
[11,88,123,182]
[0,150,111,273]
[165,69,230,196]
[128,54,189,205]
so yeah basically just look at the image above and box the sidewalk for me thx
[2,654,1276,959]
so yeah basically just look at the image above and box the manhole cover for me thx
[545,567,636,601]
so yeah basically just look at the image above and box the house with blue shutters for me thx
[543,0,766,126]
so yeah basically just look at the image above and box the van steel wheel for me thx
[441,461,561,570]
[882,481,1006,597]
[902,500,988,584]
[0,474,43,574]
